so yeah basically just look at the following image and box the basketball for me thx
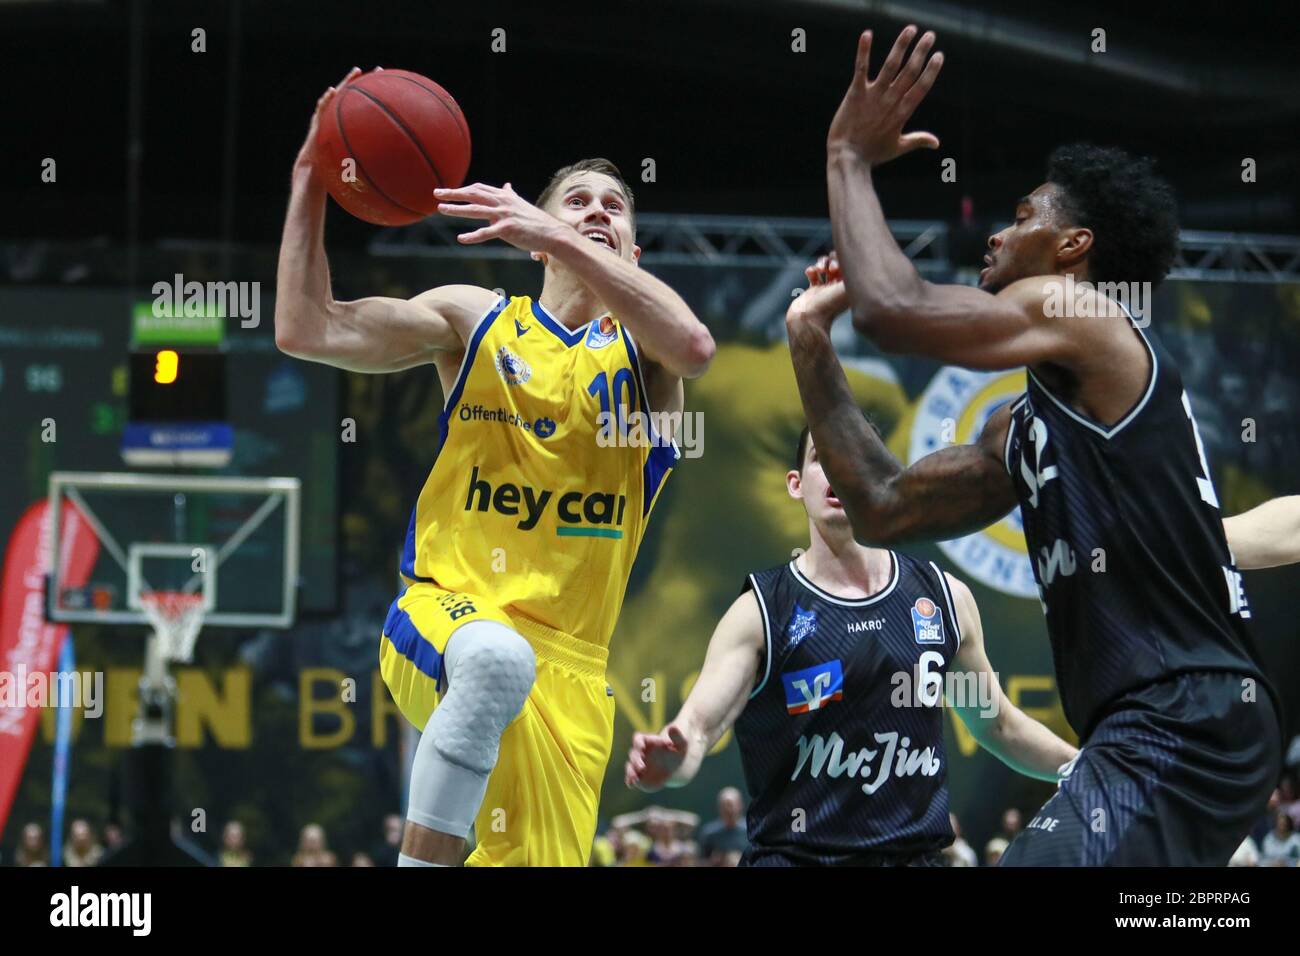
[313,68,471,226]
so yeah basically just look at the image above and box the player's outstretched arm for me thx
[624,593,764,792]
[826,28,1081,371]
[786,262,1018,546]
[1224,496,1300,570]
[435,182,715,379]
[945,575,1077,782]
[274,71,495,373]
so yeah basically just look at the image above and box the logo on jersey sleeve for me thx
[585,315,617,350]
[781,660,844,714]
[910,598,944,644]
[786,605,818,646]
[494,346,532,385]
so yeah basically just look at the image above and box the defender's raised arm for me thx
[785,259,1017,546]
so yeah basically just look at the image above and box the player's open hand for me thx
[625,724,691,792]
[786,253,849,331]
[435,182,566,255]
[295,67,363,173]
[827,26,944,167]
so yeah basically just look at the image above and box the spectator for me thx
[998,807,1024,842]
[618,829,652,866]
[369,814,403,867]
[1260,811,1300,866]
[981,808,1022,866]
[1278,774,1300,829]
[16,823,49,867]
[696,787,748,866]
[590,828,618,867]
[291,823,338,867]
[351,852,376,867]
[1228,836,1259,867]
[103,823,125,853]
[63,819,103,868]
[219,821,252,867]
[1251,788,1282,846]
[944,813,977,867]
[645,811,682,865]
[984,836,1009,866]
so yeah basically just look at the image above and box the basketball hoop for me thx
[139,591,207,663]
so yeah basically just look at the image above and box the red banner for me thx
[0,501,98,840]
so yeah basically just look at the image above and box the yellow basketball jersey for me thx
[401,295,679,650]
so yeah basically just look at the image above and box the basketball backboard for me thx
[45,471,301,629]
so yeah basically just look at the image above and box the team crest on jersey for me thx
[910,597,944,644]
[786,605,818,646]
[781,660,844,714]
[494,346,531,385]
[585,315,618,350]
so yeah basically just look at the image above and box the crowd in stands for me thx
[8,768,1300,867]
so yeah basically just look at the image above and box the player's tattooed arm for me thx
[786,266,1018,545]
[1223,495,1300,570]
[274,72,493,372]
[624,593,764,793]
[945,575,1078,782]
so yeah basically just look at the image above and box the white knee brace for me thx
[405,621,536,838]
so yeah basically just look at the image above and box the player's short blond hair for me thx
[537,158,636,227]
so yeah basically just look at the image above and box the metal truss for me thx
[368,214,953,274]
[370,215,1300,284]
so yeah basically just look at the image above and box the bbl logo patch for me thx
[781,660,844,714]
[786,605,818,646]
[534,417,556,439]
[910,597,944,644]
[494,346,531,386]
[585,314,617,350]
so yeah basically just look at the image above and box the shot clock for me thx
[122,300,232,467]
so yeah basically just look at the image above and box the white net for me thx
[139,591,207,663]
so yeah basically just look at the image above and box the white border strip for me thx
[442,294,507,412]
[787,552,899,607]
[747,575,774,699]
[1026,306,1158,440]
[929,560,963,648]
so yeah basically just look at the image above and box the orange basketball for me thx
[313,68,471,226]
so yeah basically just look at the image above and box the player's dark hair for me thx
[1045,144,1179,287]
[795,426,812,473]
[537,158,636,226]
[794,419,881,473]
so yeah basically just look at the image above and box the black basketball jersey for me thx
[733,552,960,864]
[1005,317,1266,738]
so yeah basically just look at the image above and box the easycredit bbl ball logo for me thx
[908,367,1038,600]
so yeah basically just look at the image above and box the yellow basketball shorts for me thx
[378,582,615,866]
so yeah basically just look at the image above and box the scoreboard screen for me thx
[0,286,340,615]
[128,349,227,422]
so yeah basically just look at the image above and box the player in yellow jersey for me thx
[274,72,714,866]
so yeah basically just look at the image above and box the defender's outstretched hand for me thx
[625,724,692,792]
[827,26,944,166]
[786,253,849,331]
